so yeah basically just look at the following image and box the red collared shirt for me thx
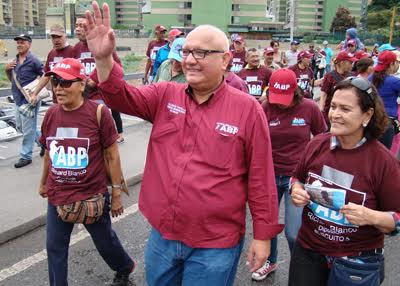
[98,63,283,248]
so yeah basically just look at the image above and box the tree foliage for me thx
[330,7,356,33]
[368,0,400,12]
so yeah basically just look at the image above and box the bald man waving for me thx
[85,2,282,285]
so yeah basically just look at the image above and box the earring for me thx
[363,122,368,127]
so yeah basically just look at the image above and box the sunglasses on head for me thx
[50,76,82,88]
[345,76,374,104]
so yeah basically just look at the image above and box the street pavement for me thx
[0,183,399,286]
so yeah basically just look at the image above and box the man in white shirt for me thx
[283,40,300,67]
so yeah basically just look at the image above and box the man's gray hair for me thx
[190,25,230,52]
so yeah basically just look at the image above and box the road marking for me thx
[0,145,7,149]
[0,203,139,282]
[0,156,6,160]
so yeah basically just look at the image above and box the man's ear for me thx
[222,51,232,71]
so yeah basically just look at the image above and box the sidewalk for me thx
[0,122,151,245]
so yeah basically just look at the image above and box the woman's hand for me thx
[291,184,310,207]
[38,184,47,198]
[340,202,374,226]
[111,192,124,217]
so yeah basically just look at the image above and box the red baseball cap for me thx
[375,51,397,72]
[234,36,245,43]
[264,47,274,55]
[168,28,184,38]
[45,58,86,80]
[268,69,298,106]
[347,39,356,46]
[335,51,357,63]
[355,50,369,60]
[155,24,167,32]
[297,50,313,61]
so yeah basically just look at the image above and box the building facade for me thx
[142,0,283,37]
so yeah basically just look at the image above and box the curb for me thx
[0,172,144,245]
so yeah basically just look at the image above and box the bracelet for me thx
[112,184,122,189]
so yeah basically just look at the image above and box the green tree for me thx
[330,7,357,33]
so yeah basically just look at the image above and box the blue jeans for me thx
[15,102,41,160]
[46,192,134,286]
[145,228,244,286]
[268,175,303,264]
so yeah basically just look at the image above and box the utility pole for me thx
[289,0,294,41]
[389,6,396,44]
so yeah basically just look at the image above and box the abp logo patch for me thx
[47,137,90,169]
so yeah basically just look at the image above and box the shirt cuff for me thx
[253,222,284,241]
[389,212,400,236]
[97,62,125,95]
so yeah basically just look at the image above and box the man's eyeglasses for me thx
[345,76,374,104]
[50,76,82,88]
[179,49,225,59]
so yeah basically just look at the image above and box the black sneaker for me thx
[14,158,32,168]
[7,96,14,103]
[110,272,130,286]
[40,146,45,157]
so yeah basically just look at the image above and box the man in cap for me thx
[263,47,281,71]
[238,48,272,99]
[4,34,43,168]
[153,37,186,83]
[230,35,247,73]
[144,24,168,84]
[152,28,184,78]
[85,2,283,285]
[288,50,314,99]
[319,51,357,124]
[283,40,300,67]
[31,24,74,106]
[322,40,333,72]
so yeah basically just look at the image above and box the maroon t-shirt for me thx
[289,64,314,98]
[321,71,347,115]
[225,71,249,93]
[73,41,121,100]
[44,45,75,103]
[263,98,326,175]
[39,100,118,205]
[238,66,272,98]
[293,133,400,256]
[230,50,247,73]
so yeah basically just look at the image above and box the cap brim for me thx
[269,91,294,106]
[168,53,182,63]
[374,64,386,72]
[49,32,64,36]
[45,70,84,80]
[14,37,31,42]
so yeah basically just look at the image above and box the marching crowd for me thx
[4,1,400,286]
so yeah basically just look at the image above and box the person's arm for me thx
[104,142,124,217]
[85,1,161,122]
[4,59,16,81]
[281,51,287,66]
[38,150,50,198]
[144,58,151,84]
[245,102,284,271]
[310,101,328,134]
[30,76,50,104]
[319,90,327,111]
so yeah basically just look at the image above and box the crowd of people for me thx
[4,1,400,285]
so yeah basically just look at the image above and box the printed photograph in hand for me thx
[304,184,346,210]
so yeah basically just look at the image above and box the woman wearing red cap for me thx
[38,58,135,286]
[370,50,400,149]
[252,69,326,281]
[289,77,400,286]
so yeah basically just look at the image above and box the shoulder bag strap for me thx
[96,104,103,127]
[12,70,31,101]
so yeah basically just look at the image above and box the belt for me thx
[358,248,384,256]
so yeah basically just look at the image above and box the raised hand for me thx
[84,1,115,60]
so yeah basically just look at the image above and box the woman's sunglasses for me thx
[345,76,374,104]
[50,76,82,88]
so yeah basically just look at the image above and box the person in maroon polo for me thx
[85,3,283,285]
[238,48,272,99]
[320,51,357,125]
[290,77,400,286]
[288,50,314,99]
[252,69,326,281]
[230,35,247,73]
[144,24,168,84]
[31,24,74,105]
